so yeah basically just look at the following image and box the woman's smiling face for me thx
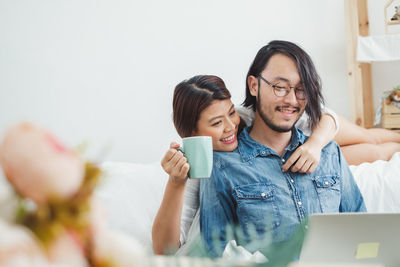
[194,99,240,152]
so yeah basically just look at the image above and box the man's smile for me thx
[276,105,300,119]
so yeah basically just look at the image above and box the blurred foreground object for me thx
[0,122,84,204]
[0,122,146,267]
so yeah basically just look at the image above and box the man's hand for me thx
[282,140,322,174]
[161,142,190,184]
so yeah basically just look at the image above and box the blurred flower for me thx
[88,197,108,236]
[0,180,18,223]
[47,229,88,267]
[0,122,147,267]
[92,228,147,267]
[0,219,51,267]
[0,122,85,204]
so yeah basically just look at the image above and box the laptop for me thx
[299,213,400,267]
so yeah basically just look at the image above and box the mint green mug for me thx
[179,136,213,179]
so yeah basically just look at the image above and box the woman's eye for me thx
[211,121,222,126]
[229,110,236,116]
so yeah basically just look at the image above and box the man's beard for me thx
[256,90,302,133]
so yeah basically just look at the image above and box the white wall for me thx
[0,0,398,163]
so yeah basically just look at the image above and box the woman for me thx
[151,75,338,255]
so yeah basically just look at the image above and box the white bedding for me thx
[350,152,400,212]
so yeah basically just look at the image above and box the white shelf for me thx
[357,34,400,62]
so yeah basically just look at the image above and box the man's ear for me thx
[247,75,258,97]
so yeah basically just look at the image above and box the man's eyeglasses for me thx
[258,76,306,100]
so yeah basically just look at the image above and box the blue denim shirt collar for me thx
[238,126,307,162]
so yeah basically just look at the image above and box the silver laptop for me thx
[299,213,400,267]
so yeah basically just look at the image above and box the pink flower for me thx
[0,219,51,267]
[0,122,85,204]
[47,229,89,267]
[92,228,147,267]
[88,196,109,235]
[87,197,146,266]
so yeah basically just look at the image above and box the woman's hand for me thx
[282,139,322,174]
[161,142,190,184]
[282,112,337,174]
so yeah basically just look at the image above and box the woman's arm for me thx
[282,112,337,173]
[152,142,189,254]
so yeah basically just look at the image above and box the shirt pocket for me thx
[313,175,341,213]
[233,183,280,237]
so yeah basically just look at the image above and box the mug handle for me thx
[176,147,190,178]
[177,147,185,155]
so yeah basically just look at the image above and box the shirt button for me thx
[304,225,308,230]
[290,179,294,183]
[261,192,266,197]
[297,201,302,206]
[261,151,266,155]
[281,158,285,162]
[324,181,329,185]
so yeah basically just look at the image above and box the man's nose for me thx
[282,87,298,105]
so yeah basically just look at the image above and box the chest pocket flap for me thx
[314,175,339,189]
[233,183,275,200]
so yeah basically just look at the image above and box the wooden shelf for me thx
[344,0,374,128]
[385,0,400,33]
[345,0,400,128]
[387,20,400,25]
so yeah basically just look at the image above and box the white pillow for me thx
[96,161,167,252]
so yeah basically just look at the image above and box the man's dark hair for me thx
[243,40,324,130]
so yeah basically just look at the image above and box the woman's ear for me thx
[247,75,258,97]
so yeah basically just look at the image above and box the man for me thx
[199,40,366,258]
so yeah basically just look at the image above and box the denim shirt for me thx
[200,126,366,258]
